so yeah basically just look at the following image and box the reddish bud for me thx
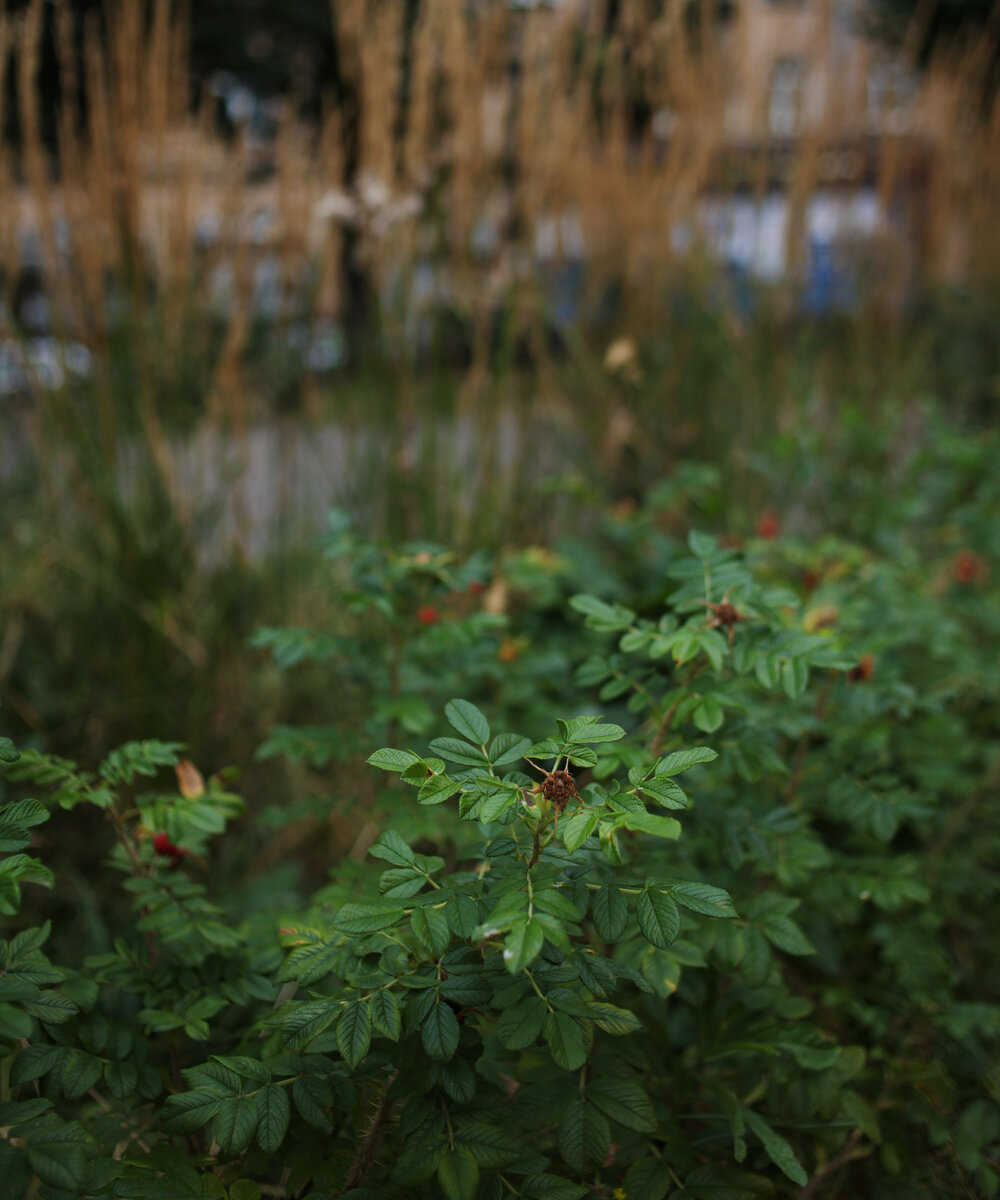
[756,510,781,540]
[467,580,487,595]
[802,569,820,593]
[952,548,987,586]
[847,654,874,683]
[416,605,440,625]
[152,831,184,865]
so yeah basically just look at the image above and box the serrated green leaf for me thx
[655,747,718,775]
[591,884,628,942]
[622,811,682,840]
[59,1050,102,1099]
[489,734,531,767]
[569,594,637,631]
[367,748,421,772]
[368,831,416,867]
[210,1056,270,1083]
[565,723,627,745]
[161,1089,224,1133]
[445,895,480,938]
[496,996,547,1050]
[637,888,680,948]
[503,917,545,974]
[104,1060,139,1099]
[623,1155,672,1200]
[0,738,20,763]
[428,737,488,767]
[418,773,461,806]
[292,1074,334,1127]
[337,1001,373,1069]
[440,1057,477,1104]
[558,1099,610,1173]
[9,1045,63,1086]
[411,906,451,957]
[255,1083,290,1155]
[445,700,490,746]
[215,1094,260,1155]
[520,1173,590,1200]
[588,1077,656,1132]
[438,1145,479,1200]
[842,1089,881,1143]
[25,1128,88,1192]
[586,1001,642,1035]
[743,1107,808,1185]
[760,915,815,955]
[637,776,689,808]
[23,991,77,1023]
[369,990,402,1040]
[543,1011,587,1070]
[562,810,598,852]
[332,904,404,934]
[422,1001,460,1061]
[670,881,738,919]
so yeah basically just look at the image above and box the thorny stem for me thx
[343,1071,399,1191]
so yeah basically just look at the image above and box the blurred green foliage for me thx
[1,389,998,1197]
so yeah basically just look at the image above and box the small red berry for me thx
[952,548,987,586]
[756,510,781,540]
[416,605,440,625]
[467,580,487,595]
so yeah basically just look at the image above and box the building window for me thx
[867,63,916,134]
[769,58,808,137]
